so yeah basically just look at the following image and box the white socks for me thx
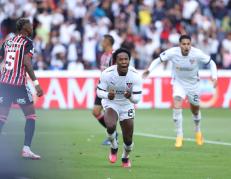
[173,109,183,137]
[122,142,134,159]
[107,131,118,149]
[23,145,31,151]
[193,111,201,132]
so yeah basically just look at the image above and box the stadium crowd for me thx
[0,0,231,70]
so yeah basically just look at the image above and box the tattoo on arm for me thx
[24,54,36,81]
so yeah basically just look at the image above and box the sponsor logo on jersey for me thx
[189,59,195,64]
[16,98,26,104]
[6,40,13,47]
[126,82,133,89]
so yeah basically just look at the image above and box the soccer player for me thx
[0,18,43,159]
[92,34,116,145]
[143,34,217,148]
[97,48,142,168]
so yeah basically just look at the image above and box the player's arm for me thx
[142,49,172,78]
[142,57,162,78]
[24,41,43,97]
[207,59,218,88]
[97,73,115,100]
[24,54,43,97]
[199,50,218,88]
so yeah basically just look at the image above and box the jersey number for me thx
[128,109,134,118]
[193,95,199,102]
[5,52,16,70]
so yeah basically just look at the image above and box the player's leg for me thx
[188,93,203,145]
[0,106,11,134]
[120,118,133,168]
[18,85,40,159]
[119,106,135,168]
[172,82,185,148]
[0,84,12,133]
[20,104,41,159]
[92,96,106,128]
[104,107,119,163]
[92,96,111,145]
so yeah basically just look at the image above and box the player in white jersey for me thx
[97,48,142,168]
[143,35,217,148]
[92,34,116,145]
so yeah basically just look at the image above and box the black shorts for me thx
[94,95,102,105]
[0,83,33,107]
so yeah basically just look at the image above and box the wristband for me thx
[33,80,39,86]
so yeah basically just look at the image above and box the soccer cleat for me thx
[122,158,131,168]
[175,136,183,148]
[109,148,118,163]
[22,149,41,160]
[102,138,111,145]
[195,131,204,145]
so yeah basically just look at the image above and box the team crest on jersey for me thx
[6,40,13,47]
[189,59,195,64]
[126,82,133,89]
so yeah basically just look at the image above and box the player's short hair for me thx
[104,34,114,46]
[179,34,191,42]
[16,18,30,32]
[112,48,131,62]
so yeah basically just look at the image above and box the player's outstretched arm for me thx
[142,57,162,78]
[24,54,43,97]
[208,60,218,88]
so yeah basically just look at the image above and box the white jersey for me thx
[159,47,210,90]
[98,65,142,105]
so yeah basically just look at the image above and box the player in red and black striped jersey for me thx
[92,34,117,145]
[0,18,43,159]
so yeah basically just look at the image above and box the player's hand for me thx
[142,70,150,79]
[35,85,43,97]
[108,89,115,100]
[211,78,217,88]
[124,91,131,99]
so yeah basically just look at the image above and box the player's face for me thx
[101,38,108,51]
[116,52,130,75]
[24,22,33,37]
[180,39,191,56]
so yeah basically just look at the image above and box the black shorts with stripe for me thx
[0,83,33,107]
[94,95,102,105]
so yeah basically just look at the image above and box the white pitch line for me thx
[134,132,231,146]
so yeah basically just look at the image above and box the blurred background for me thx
[0,0,231,71]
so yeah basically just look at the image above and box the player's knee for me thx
[25,114,37,120]
[173,109,182,121]
[107,123,116,132]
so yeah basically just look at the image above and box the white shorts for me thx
[172,82,200,106]
[101,100,135,121]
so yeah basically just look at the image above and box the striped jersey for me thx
[0,34,34,86]
[100,51,114,71]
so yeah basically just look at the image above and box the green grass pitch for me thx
[0,109,231,179]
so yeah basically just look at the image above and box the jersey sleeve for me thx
[97,71,108,91]
[197,49,211,64]
[159,48,173,62]
[129,73,142,104]
[24,40,34,57]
